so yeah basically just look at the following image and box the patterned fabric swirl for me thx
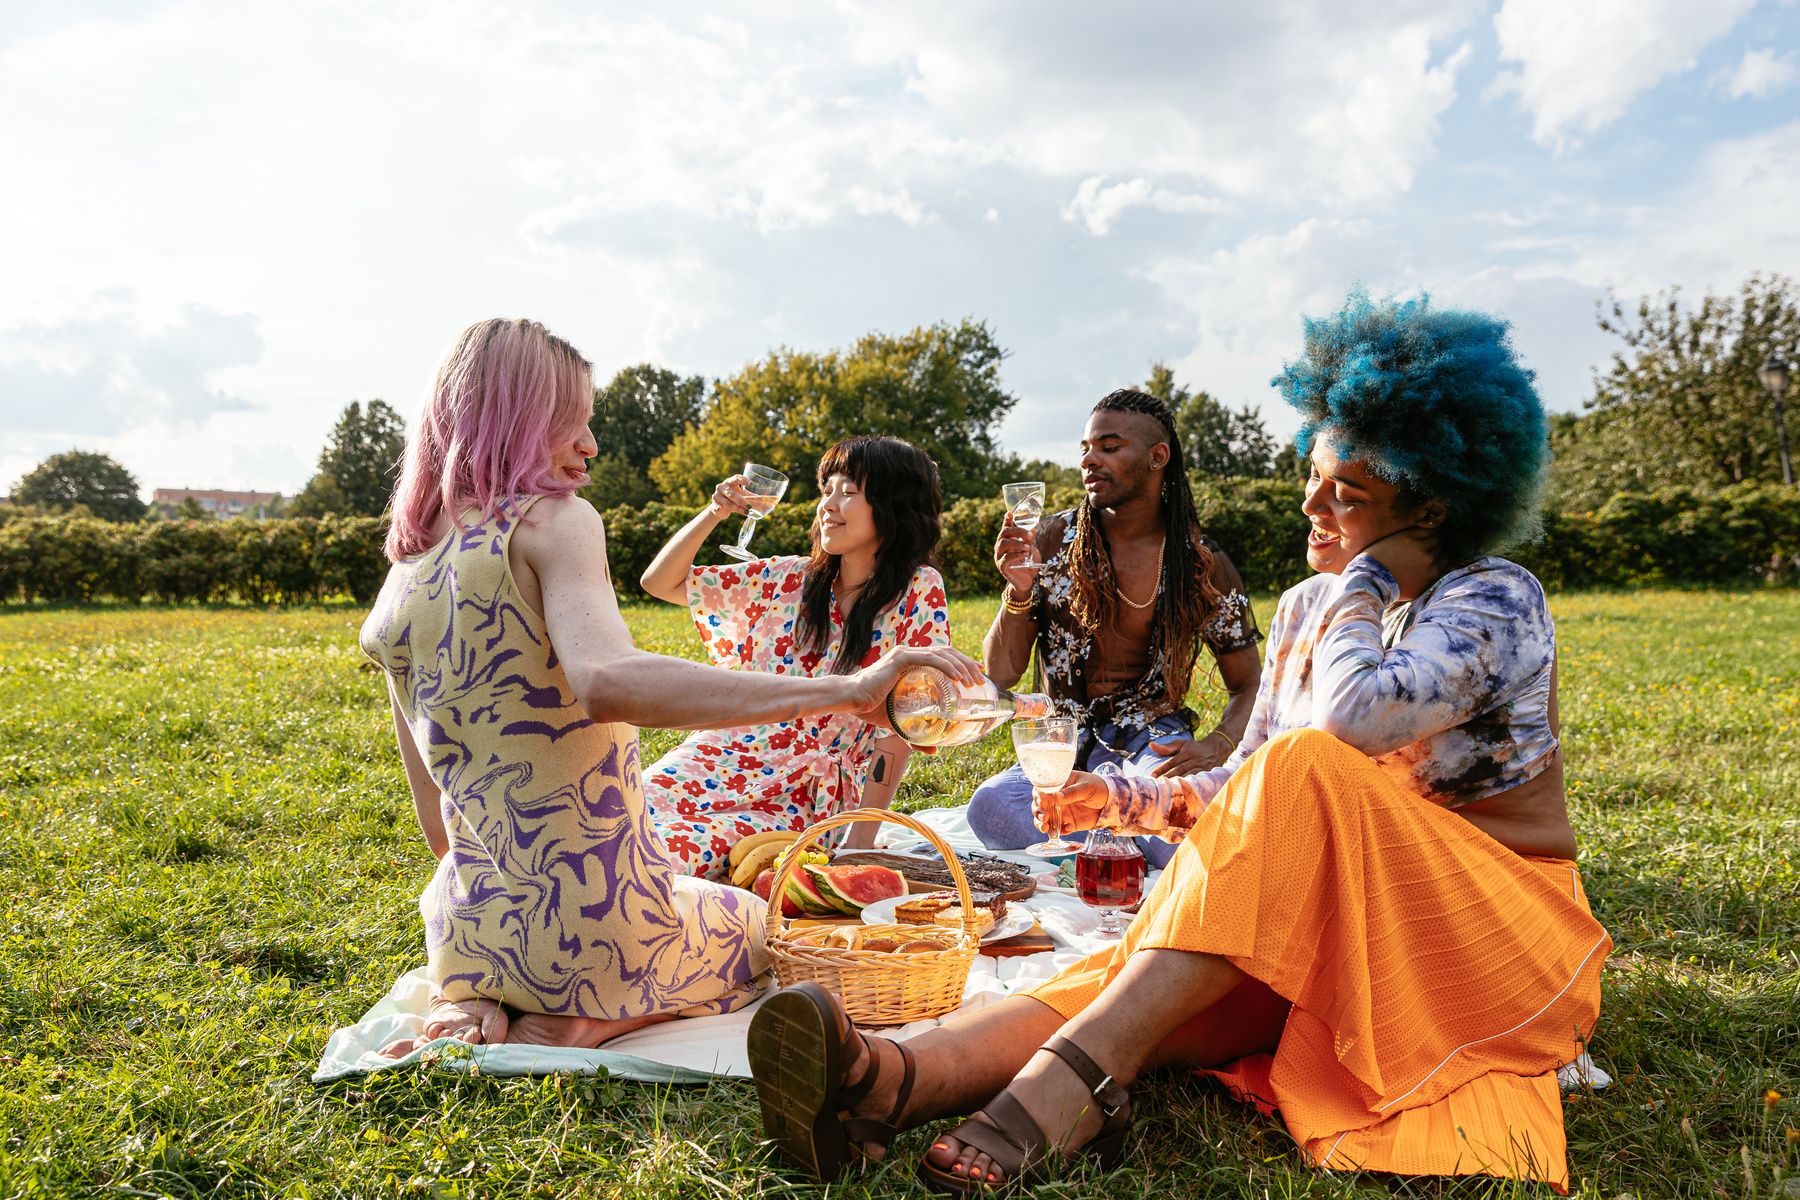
[358,498,767,1019]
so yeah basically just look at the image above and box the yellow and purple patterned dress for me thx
[358,498,767,1019]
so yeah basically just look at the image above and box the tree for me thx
[1143,363,1279,479]
[1014,458,1084,492]
[1548,273,1800,511]
[649,320,1018,504]
[11,450,146,521]
[577,364,707,510]
[290,400,407,518]
[175,496,210,521]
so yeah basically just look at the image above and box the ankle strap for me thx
[1041,1035,1130,1120]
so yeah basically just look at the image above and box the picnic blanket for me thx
[312,805,1609,1090]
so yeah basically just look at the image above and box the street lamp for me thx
[1758,350,1793,487]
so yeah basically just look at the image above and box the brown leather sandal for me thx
[746,983,918,1184]
[916,1035,1131,1194]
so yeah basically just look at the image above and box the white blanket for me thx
[312,806,1608,1090]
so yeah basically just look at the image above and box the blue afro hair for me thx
[1274,287,1549,565]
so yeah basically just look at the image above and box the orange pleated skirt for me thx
[1029,728,1611,1192]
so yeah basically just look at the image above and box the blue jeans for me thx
[966,715,1192,870]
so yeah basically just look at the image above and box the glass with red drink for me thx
[1074,828,1144,938]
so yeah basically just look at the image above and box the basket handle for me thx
[761,810,978,940]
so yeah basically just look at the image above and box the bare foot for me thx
[378,993,508,1058]
[504,1011,676,1048]
[922,1047,1110,1187]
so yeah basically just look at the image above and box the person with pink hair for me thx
[361,318,981,1055]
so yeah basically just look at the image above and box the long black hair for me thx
[796,436,943,675]
[1067,389,1221,706]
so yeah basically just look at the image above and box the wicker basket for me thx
[762,809,979,1027]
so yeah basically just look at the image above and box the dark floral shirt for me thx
[1026,510,1262,737]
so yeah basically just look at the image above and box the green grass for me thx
[0,591,1795,1198]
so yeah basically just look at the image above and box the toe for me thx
[967,1150,1002,1185]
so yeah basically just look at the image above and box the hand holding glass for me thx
[1014,716,1081,857]
[1001,482,1048,571]
[720,464,789,562]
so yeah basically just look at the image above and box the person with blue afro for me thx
[1279,286,1549,570]
[746,290,1607,1197]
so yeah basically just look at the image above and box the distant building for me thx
[153,488,284,520]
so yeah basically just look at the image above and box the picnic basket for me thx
[762,809,979,1026]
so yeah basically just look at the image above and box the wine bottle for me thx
[884,665,1053,747]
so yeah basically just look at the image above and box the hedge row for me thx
[3,482,1796,606]
[0,516,388,605]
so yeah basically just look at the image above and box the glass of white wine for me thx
[1013,716,1082,857]
[720,464,790,561]
[1002,481,1048,570]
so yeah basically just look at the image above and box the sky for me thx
[1,0,1797,497]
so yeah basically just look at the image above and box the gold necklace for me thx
[1116,537,1165,610]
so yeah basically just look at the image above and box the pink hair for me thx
[385,318,594,562]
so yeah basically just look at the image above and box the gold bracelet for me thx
[1207,726,1239,751]
[1001,585,1035,615]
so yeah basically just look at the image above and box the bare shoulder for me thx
[516,494,606,546]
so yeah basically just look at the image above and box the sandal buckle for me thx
[1092,1074,1126,1119]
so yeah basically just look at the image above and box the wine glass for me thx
[1014,716,1081,857]
[1001,481,1048,570]
[720,464,789,561]
[1075,827,1144,938]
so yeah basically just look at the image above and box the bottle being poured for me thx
[884,664,1053,748]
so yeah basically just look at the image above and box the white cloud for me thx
[1532,118,1800,297]
[1061,177,1231,236]
[0,0,1795,493]
[0,295,261,435]
[844,1,1474,205]
[1141,218,1384,428]
[1493,0,1758,151]
[1720,47,1798,99]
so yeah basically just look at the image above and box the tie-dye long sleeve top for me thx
[1097,554,1560,839]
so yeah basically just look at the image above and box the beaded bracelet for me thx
[1001,586,1035,615]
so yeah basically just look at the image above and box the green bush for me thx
[1512,484,1800,588]
[601,501,816,600]
[1,484,1794,607]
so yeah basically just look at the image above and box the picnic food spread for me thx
[725,830,909,919]
[895,889,1008,937]
[830,848,1036,901]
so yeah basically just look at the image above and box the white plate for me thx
[859,895,1036,945]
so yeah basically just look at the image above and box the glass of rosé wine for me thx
[1074,827,1144,938]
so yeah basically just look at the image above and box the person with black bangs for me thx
[639,436,952,879]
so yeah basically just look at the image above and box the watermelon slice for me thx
[754,869,804,918]
[784,866,842,918]
[805,864,907,915]
[803,864,864,916]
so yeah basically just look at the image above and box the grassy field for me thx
[0,590,1794,1199]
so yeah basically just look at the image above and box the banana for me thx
[730,840,789,890]
[727,829,798,871]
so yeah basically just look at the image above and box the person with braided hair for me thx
[966,388,1262,867]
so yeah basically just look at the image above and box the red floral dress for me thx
[644,556,952,880]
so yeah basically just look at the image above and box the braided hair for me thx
[1065,389,1222,710]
